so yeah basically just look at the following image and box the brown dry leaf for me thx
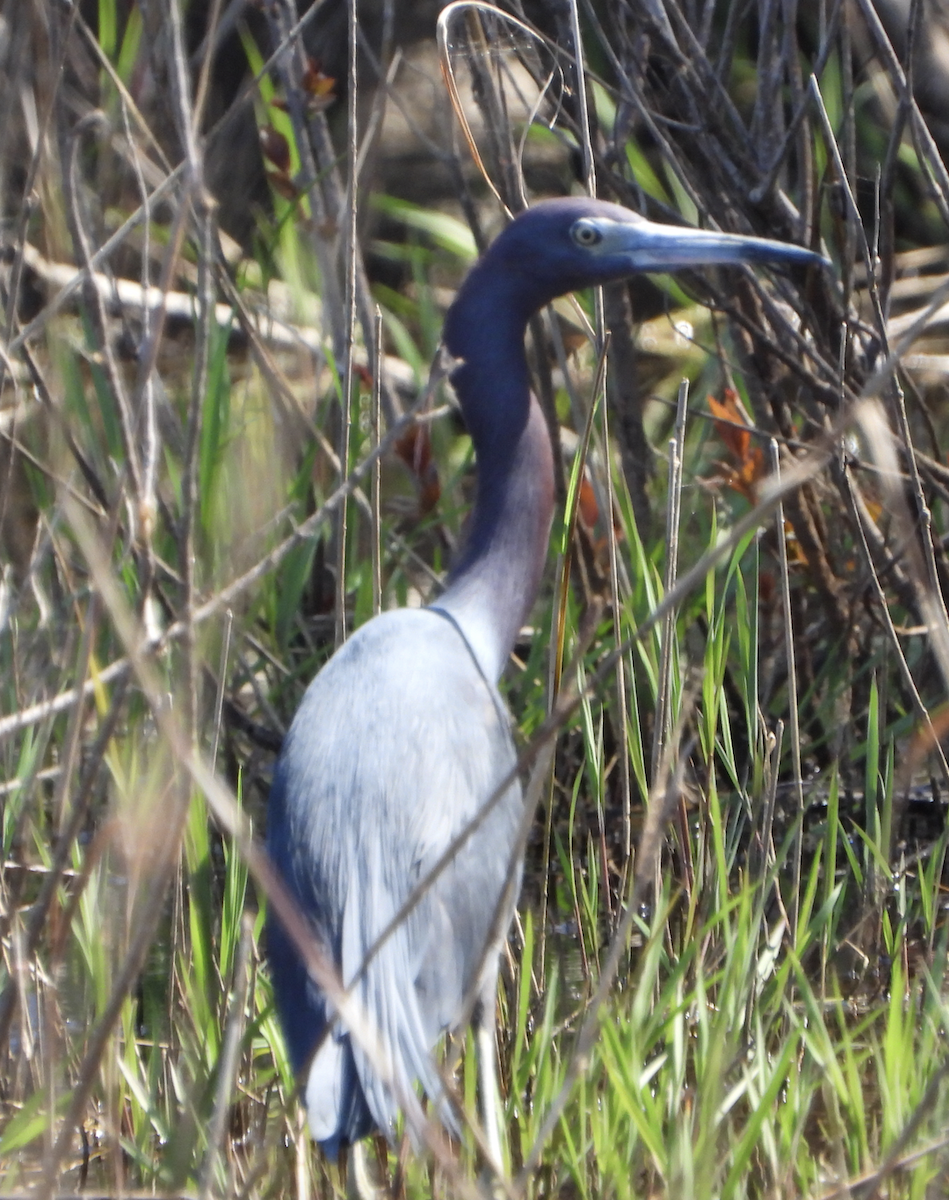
[302,59,336,112]
[303,59,336,98]
[395,424,441,515]
[708,386,766,502]
[259,124,291,173]
[578,475,599,530]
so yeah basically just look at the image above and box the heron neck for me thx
[434,274,555,683]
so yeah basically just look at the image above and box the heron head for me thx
[487,196,826,308]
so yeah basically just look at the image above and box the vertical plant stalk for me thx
[839,0,858,310]
[602,390,634,898]
[784,0,816,238]
[651,378,689,784]
[119,100,161,638]
[167,0,216,741]
[210,609,233,770]
[371,308,384,617]
[539,338,610,978]
[587,347,615,929]
[567,0,594,192]
[48,588,99,836]
[769,440,804,940]
[182,197,216,737]
[198,914,252,1200]
[65,115,144,512]
[567,0,620,927]
[166,13,219,1143]
[335,0,360,649]
[759,719,785,876]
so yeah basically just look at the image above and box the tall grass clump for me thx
[2,0,949,1195]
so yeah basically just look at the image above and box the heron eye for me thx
[571,220,602,247]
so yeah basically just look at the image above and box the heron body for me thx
[267,607,521,1152]
[267,197,824,1160]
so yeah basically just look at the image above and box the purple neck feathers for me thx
[433,252,556,683]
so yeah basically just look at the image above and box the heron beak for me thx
[603,215,826,273]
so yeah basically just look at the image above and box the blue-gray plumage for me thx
[267,197,824,1162]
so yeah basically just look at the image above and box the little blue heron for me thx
[266,197,822,1165]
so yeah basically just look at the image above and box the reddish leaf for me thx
[708,387,752,462]
[578,476,599,530]
[708,386,765,501]
[395,425,441,516]
[259,125,291,172]
[301,58,336,111]
[303,58,336,98]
